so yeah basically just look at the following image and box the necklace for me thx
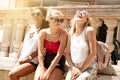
[29,27,41,39]
[36,28,41,33]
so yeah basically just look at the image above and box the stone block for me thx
[94,75,120,80]
[0,57,16,70]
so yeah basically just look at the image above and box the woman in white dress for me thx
[65,10,97,80]
[9,7,48,80]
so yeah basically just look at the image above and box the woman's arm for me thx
[80,27,96,72]
[17,43,23,59]
[19,49,38,64]
[46,30,68,74]
[65,33,75,69]
[38,29,46,70]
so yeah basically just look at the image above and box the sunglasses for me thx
[76,10,88,15]
[50,18,64,23]
[31,12,41,17]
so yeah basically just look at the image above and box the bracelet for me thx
[28,56,32,60]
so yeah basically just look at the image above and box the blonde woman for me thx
[34,9,68,80]
[65,10,97,80]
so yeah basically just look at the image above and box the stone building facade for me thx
[0,5,120,58]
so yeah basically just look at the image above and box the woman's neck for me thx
[35,21,42,29]
[75,23,85,36]
[50,28,60,34]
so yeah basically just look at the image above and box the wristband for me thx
[28,56,32,60]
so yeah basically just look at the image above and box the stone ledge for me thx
[0,57,16,70]
[94,75,120,80]
[0,57,120,80]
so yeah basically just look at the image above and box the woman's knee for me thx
[9,71,17,78]
[49,68,63,80]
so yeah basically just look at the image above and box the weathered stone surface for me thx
[0,57,16,70]
[94,75,120,80]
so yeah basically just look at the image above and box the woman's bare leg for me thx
[49,68,63,80]
[34,65,41,80]
[9,62,36,80]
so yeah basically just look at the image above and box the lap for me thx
[49,68,63,80]
[34,66,63,80]
[66,67,97,80]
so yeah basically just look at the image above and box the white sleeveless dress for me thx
[70,28,89,68]
[66,28,97,80]
[19,25,39,64]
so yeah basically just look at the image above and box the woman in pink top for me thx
[34,9,68,80]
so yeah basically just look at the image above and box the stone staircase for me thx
[0,57,120,80]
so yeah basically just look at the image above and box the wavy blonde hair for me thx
[46,9,64,21]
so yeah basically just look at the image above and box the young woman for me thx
[9,7,48,80]
[34,9,68,80]
[65,10,97,80]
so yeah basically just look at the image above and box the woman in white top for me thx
[65,10,97,80]
[9,7,48,80]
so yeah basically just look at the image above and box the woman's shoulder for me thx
[61,29,68,35]
[86,26,95,34]
[40,28,46,32]
[39,28,48,36]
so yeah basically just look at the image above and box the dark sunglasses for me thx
[31,12,41,17]
[50,18,64,23]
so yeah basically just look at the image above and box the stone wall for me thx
[0,5,120,80]
[0,5,120,58]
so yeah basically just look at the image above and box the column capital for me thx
[104,18,118,30]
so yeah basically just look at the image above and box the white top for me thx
[19,25,39,64]
[70,28,89,68]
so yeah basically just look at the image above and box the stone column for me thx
[117,20,120,42]
[117,20,120,56]
[104,18,118,53]
[9,19,25,58]
[0,23,12,57]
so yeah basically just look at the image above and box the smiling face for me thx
[75,10,88,24]
[47,9,65,29]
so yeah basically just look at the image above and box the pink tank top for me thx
[44,29,62,54]
[44,40,60,54]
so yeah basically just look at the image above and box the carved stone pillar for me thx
[117,20,120,56]
[0,23,12,57]
[117,20,120,42]
[104,18,118,53]
[9,19,25,58]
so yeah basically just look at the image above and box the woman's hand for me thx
[71,66,81,80]
[39,68,51,80]
[40,71,50,80]
[19,57,31,64]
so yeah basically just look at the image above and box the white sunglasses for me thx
[76,10,88,15]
